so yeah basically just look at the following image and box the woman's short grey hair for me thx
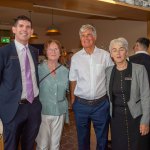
[109,37,128,52]
[79,24,97,38]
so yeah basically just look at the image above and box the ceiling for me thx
[0,0,118,30]
[0,6,84,28]
[0,0,150,29]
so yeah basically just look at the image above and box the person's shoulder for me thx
[106,65,114,76]
[129,53,141,59]
[0,42,14,56]
[28,45,39,54]
[96,47,110,56]
[132,62,142,67]
[129,55,134,59]
[132,63,148,79]
[130,53,150,58]
[98,48,109,53]
[73,49,83,56]
[0,42,13,51]
[71,49,83,59]
[60,64,69,73]
[29,44,37,50]
[38,61,46,69]
[106,65,114,71]
[132,62,145,70]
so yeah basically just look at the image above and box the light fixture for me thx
[46,9,60,34]
[29,11,38,38]
[30,33,38,38]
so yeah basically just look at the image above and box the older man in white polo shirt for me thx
[69,24,114,150]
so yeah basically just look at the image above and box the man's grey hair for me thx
[109,37,128,52]
[79,24,97,38]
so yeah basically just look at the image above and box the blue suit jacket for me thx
[0,42,39,123]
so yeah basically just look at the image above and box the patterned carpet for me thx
[1,110,111,150]
[60,110,112,150]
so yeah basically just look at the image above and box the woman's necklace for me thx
[48,63,57,76]
[116,62,127,71]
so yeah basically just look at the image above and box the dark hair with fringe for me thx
[13,15,32,27]
[136,37,150,49]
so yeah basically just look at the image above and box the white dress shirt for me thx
[14,40,39,99]
[69,46,114,100]
[135,50,149,55]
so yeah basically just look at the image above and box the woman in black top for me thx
[106,37,150,150]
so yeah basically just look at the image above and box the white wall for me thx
[0,19,147,56]
[58,19,147,55]
[29,26,62,44]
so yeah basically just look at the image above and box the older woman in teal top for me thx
[36,40,69,150]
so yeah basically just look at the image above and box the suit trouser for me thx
[73,97,110,150]
[36,114,65,150]
[3,99,42,150]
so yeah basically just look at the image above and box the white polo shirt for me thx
[69,46,114,100]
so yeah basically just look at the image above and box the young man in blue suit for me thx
[0,15,42,150]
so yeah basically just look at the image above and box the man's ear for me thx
[12,26,16,34]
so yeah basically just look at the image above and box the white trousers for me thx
[36,114,65,150]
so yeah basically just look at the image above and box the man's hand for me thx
[70,81,76,107]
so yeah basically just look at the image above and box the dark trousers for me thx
[139,133,150,150]
[73,97,110,150]
[3,99,42,150]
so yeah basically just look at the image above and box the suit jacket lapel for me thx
[10,42,22,88]
[10,42,21,73]
[124,61,132,102]
[28,45,37,66]
[109,65,116,102]
[28,45,39,85]
[108,66,116,117]
[11,42,19,57]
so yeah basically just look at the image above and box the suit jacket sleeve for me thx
[139,65,150,125]
[0,48,4,84]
